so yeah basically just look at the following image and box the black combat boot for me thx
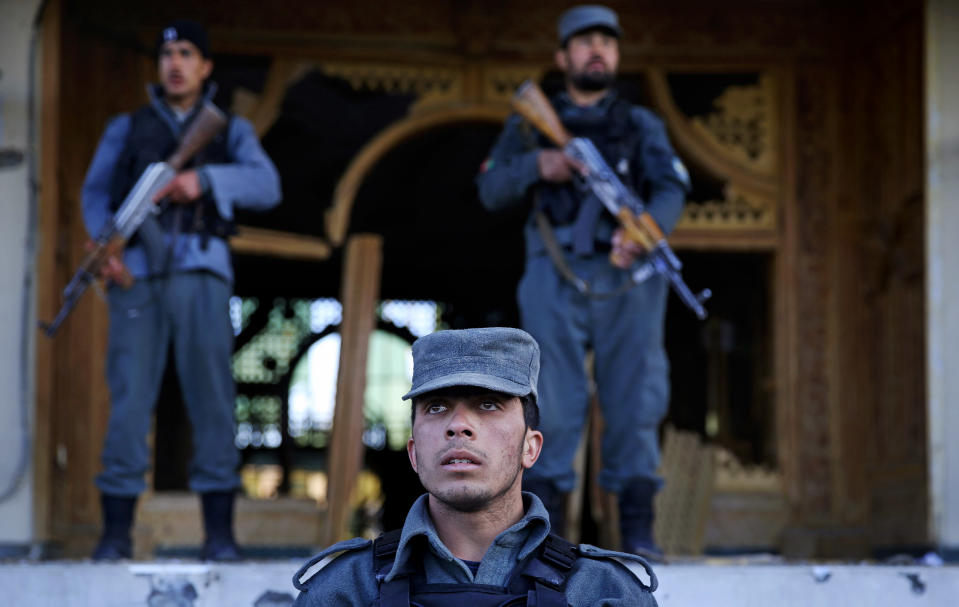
[523,477,567,537]
[92,494,137,561]
[618,478,663,561]
[200,491,242,562]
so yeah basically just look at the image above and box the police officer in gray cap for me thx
[82,20,281,562]
[477,5,691,560]
[292,327,658,606]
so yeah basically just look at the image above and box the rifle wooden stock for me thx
[617,208,656,251]
[637,210,667,244]
[512,80,572,147]
[79,236,134,289]
[166,102,228,171]
[513,81,665,253]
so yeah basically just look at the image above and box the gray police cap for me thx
[402,327,540,402]
[557,5,623,45]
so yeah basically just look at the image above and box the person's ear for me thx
[407,436,418,473]
[522,429,543,469]
[555,48,568,72]
[200,58,213,80]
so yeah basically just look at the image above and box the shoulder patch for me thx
[577,544,658,592]
[672,156,691,188]
[293,537,372,591]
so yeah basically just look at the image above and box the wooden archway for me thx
[325,103,510,247]
[321,102,509,544]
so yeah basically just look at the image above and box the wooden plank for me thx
[655,427,715,556]
[774,62,801,532]
[668,229,778,252]
[47,17,156,548]
[322,234,383,546]
[54,17,97,535]
[853,8,927,548]
[33,0,63,544]
[792,63,838,528]
[817,64,845,526]
[230,225,332,261]
[834,54,873,529]
[250,59,309,137]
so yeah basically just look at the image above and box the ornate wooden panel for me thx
[844,7,926,549]
[779,2,926,555]
[646,69,779,248]
[240,60,785,249]
[792,63,839,524]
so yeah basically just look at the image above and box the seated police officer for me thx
[292,327,658,606]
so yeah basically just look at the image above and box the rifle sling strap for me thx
[534,210,636,300]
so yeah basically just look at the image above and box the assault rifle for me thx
[40,101,228,337]
[512,80,711,319]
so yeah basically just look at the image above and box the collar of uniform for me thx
[384,492,552,583]
[146,81,219,133]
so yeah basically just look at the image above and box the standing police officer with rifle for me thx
[80,20,281,561]
[477,5,691,559]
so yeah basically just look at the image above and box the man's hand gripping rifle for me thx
[40,102,228,337]
[512,80,711,319]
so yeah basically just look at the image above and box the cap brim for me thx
[562,23,622,44]
[402,371,531,401]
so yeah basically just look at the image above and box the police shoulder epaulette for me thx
[576,543,658,592]
[293,537,373,591]
[628,104,658,125]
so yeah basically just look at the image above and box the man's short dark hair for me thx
[411,386,540,430]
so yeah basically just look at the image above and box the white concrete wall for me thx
[0,0,43,547]
[927,0,959,554]
[1,562,958,607]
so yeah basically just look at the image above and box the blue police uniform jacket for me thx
[476,90,688,258]
[292,493,658,606]
[81,82,281,282]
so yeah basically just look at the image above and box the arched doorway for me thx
[319,106,534,542]
[321,95,776,548]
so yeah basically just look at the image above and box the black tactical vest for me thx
[109,103,236,245]
[533,93,642,229]
[373,531,577,607]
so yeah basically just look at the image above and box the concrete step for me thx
[1,560,957,606]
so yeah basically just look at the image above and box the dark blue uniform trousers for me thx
[96,271,240,496]
[518,253,669,494]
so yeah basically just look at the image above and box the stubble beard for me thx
[421,435,527,514]
[569,65,615,92]
[433,463,522,513]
